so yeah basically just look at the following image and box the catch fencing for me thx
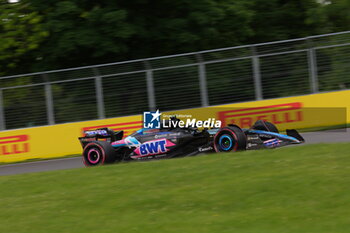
[0,31,349,130]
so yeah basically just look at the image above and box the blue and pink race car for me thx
[78,118,304,166]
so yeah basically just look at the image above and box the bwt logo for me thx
[139,139,167,156]
[132,139,175,158]
[143,109,161,129]
[0,135,30,156]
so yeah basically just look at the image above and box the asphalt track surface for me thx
[0,129,349,176]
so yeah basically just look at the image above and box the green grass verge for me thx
[1,143,350,233]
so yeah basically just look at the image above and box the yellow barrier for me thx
[0,90,349,163]
[0,116,142,163]
[170,90,349,130]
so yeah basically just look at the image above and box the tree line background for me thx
[0,0,349,76]
[0,0,349,129]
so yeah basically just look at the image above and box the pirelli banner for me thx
[0,90,349,163]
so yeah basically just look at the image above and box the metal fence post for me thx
[307,46,319,93]
[196,53,209,107]
[43,74,55,125]
[144,61,156,111]
[0,89,5,130]
[93,68,106,119]
[251,46,263,100]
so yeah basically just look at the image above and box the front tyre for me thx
[82,141,117,166]
[214,126,247,152]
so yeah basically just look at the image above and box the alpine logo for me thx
[132,139,175,158]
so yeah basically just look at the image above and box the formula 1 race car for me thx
[79,119,305,166]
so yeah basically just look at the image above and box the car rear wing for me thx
[78,128,123,148]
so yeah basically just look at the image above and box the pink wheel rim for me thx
[87,148,100,164]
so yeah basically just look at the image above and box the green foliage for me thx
[247,0,329,43]
[318,0,350,32]
[119,0,253,57]
[0,0,349,128]
[17,0,255,70]
[0,1,48,75]
[23,0,136,71]
[318,45,350,91]
[3,84,48,129]
[1,0,349,73]
[206,59,255,105]
[51,80,98,124]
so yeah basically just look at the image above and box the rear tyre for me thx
[252,120,279,133]
[82,141,117,166]
[214,126,247,152]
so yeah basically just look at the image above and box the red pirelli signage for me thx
[0,135,30,156]
[217,102,303,128]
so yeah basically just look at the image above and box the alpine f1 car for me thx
[79,119,305,166]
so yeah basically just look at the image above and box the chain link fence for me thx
[0,31,349,130]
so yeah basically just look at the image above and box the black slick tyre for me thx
[82,141,117,166]
[214,125,247,152]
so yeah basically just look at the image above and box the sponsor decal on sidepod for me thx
[132,139,175,158]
